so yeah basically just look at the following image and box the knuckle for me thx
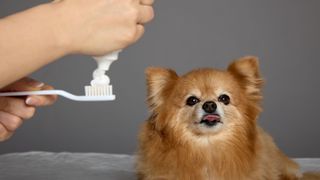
[41,95,57,106]
[48,95,58,105]
[139,25,145,35]
[23,107,36,120]
[0,125,10,142]
[149,7,155,20]
[128,8,139,22]
[122,27,138,44]
[126,6,139,22]
[43,84,54,90]
[8,116,22,130]
[134,26,144,43]
[146,7,155,21]
[52,95,58,102]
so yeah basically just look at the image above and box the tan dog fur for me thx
[136,57,303,180]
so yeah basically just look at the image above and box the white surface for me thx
[0,152,319,180]
[0,152,135,180]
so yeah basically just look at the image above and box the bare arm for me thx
[0,3,66,88]
[0,0,154,88]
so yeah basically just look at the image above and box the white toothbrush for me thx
[0,51,121,102]
[0,89,115,101]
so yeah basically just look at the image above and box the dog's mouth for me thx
[200,114,222,127]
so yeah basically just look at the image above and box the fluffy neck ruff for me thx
[149,111,258,179]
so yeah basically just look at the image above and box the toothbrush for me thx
[0,90,115,102]
[0,51,121,102]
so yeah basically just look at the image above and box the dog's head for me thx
[146,56,263,139]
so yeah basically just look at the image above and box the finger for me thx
[26,95,58,107]
[138,5,154,24]
[0,123,13,142]
[132,24,145,43]
[0,111,23,131]
[25,84,58,106]
[1,77,44,92]
[0,97,36,120]
[140,0,154,6]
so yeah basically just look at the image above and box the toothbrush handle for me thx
[0,90,65,96]
[0,90,116,101]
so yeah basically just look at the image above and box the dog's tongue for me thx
[203,114,220,122]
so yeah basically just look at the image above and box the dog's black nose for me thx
[202,101,217,113]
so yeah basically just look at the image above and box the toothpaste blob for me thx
[90,69,110,86]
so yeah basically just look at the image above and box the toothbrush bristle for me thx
[85,85,113,96]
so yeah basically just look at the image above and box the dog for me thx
[136,56,304,180]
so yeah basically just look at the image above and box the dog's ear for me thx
[145,67,178,111]
[227,56,264,100]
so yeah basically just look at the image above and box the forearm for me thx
[0,3,67,89]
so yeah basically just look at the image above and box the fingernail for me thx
[26,97,38,106]
[35,82,44,88]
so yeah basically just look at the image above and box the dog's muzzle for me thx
[200,114,221,127]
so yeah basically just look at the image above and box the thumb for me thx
[1,78,44,92]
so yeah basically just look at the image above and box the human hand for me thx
[0,78,57,141]
[50,0,155,56]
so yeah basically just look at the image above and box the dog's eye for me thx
[186,96,200,106]
[218,94,230,105]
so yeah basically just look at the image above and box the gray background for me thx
[0,0,319,157]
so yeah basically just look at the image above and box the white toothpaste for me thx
[90,69,110,86]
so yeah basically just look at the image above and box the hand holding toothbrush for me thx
[0,78,57,141]
[0,0,154,141]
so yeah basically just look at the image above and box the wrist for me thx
[39,2,73,56]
